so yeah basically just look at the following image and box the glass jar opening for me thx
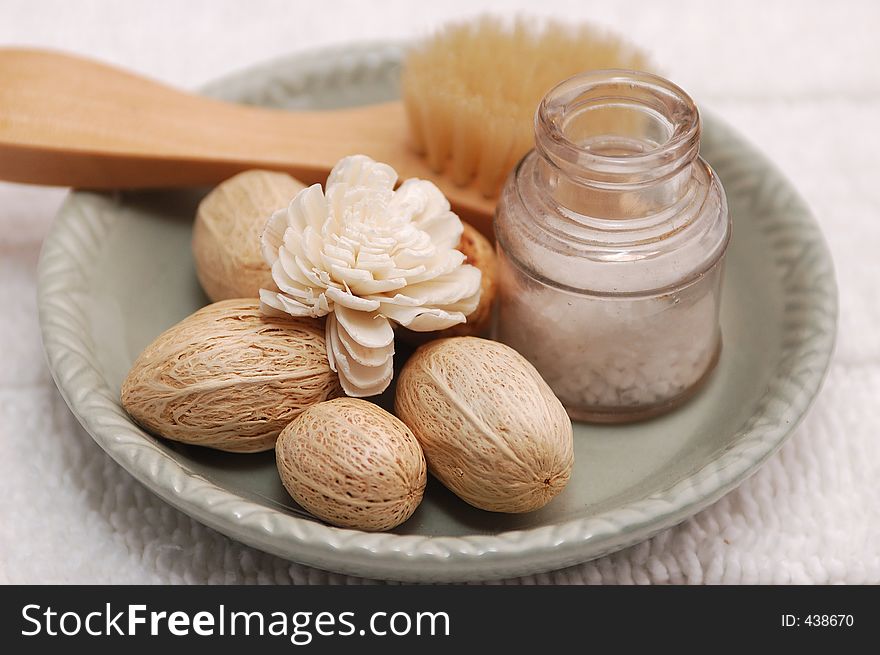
[535,70,701,187]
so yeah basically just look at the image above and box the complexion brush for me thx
[0,16,647,229]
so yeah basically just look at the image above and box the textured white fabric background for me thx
[1,0,878,584]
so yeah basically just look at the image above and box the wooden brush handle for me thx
[0,48,495,226]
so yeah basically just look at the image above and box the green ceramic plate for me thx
[37,43,837,582]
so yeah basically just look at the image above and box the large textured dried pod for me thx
[276,398,427,531]
[192,169,305,302]
[398,221,497,345]
[121,299,341,452]
[395,337,574,513]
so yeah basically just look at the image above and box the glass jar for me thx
[494,70,730,422]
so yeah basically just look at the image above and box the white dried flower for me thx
[260,155,482,397]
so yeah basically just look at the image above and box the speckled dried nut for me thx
[121,299,341,452]
[276,398,427,531]
[192,169,305,302]
[395,337,574,513]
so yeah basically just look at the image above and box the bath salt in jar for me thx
[494,70,730,422]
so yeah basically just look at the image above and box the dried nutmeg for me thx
[121,299,341,452]
[395,336,574,513]
[276,398,427,531]
[192,169,305,302]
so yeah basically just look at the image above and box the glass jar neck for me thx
[534,70,701,219]
[494,69,730,295]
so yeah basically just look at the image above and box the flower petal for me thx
[300,226,324,268]
[336,317,394,367]
[353,251,394,275]
[337,370,393,398]
[325,315,338,373]
[259,288,323,317]
[325,285,381,312]
[270,261,308,299]
[379,304,466,331]
[295,183,328,232]
[329,265,406,295]
[392,178,462,249]
[435,290,482,317]
[416,210,464,251]
[373,264,426,280]
[260,207,288,266]
[350,277,409,295]
[329,264,372,285]
[273,247,311,290]
[293,254,328,289]
[375,265,482,307]
[259,289,291,317]
[334,305,394,348]
[392,241,437,269]
[327,313,393,397]
[403,249,467,285]
[337,357,393,397]
[322,241,356,268]
[327,154,398,192]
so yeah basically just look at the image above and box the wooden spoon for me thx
[0,48,496,231]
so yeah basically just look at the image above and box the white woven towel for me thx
[1,0,878,584]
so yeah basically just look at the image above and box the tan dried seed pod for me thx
[395,336,574,513]
[276,398,427,531]
[121,299,341,453]
[192,169,305,302]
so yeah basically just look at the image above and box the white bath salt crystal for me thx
[606,367,625,389]
[618,368,637,390]
[497,275,721,421]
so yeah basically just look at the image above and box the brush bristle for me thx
[401,16,649,198]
